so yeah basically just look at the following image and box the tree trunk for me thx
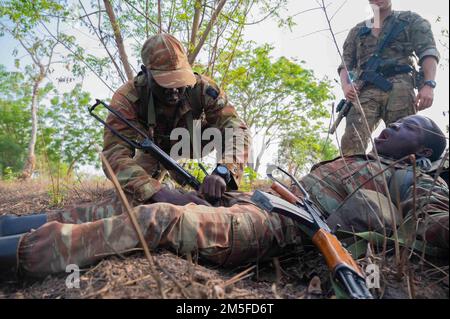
[21,74,44,179]
[66,142,94,177]
[103,0,134,81]
[254,141,267,173]
[189,0,202,52]
[188,0,227,65]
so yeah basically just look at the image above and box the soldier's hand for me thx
[151,187,210,206]
[343,84,359,101]
[416,86,434,111]
[200,175,226,200]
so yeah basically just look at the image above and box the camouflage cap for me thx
[141,33,196,88]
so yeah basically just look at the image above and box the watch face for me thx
[216,165,228,175]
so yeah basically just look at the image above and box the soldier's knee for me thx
[39,220,63,234]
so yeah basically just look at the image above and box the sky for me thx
[0,0,449,175]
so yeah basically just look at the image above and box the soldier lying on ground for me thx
[0,115,448,279]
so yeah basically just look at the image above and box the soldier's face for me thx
[374,115,430,160]
[153,81,186,106]
[369,0,391,10]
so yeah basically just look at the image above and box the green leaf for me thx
[338,230,447,257]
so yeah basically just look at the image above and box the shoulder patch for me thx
[206,86,219,99]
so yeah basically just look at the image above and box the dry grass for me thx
[0,177,448,299]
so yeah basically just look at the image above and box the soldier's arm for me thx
[400,173,449,248]
[200,76,251,187]
[409,13,440,66]
[338,27,359,100]
[401,173,448,217]
[337,26,358,77]
[421,56,438,83]
[102,85,162,202]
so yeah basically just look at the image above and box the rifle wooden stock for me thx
[312,229,364,277]
[270,181,364,278]
[262,168,372,298]
[270,182,300,205]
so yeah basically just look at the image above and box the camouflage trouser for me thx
[341,74,416,156]
[18,197,303,278]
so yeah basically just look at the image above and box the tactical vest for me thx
[123,67,206,146]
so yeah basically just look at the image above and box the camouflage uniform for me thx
[103,34,250,203]
[300,154,449,248]
[19,194,303,278]
[16,155,448,278]
[339,11,440,155]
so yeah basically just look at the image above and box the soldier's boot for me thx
[0,214,47,237]
[0,234,23,279]
[424,214,449,251]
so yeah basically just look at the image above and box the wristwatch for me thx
[212,164,232,185]
[424,80,437,89]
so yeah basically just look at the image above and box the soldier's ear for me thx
[416,147,433,159]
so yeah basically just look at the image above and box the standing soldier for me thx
[338,0,440,155]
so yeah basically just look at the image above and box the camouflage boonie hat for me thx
[141,33,196,88]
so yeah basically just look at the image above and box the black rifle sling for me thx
[137,65,156,133]
[372,12,409,59]
[137,68,201,142]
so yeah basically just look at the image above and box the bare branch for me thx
[291,6,323,18]
[157,0,162,33]
[189,0,202,53]
[329,0,348,21]
[78,9,106,19]
[79,0,126,83]
[145,0,149,38]
[188,0,228,65]
[122,0,162,33]
[167,0,176,33]
[103,0,134,81]
[218,1,282,26]
[40,21,115,93]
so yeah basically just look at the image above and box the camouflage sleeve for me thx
[401,173,449,219]
[408,13,440,64]
[102,82,162,202]
[338,26,359,75]
[400,173,448,248]
[199,75,251,187]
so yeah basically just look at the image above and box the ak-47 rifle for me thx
[251,165,373,299]
[89,99,202,191]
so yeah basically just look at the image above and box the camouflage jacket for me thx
[103,73,250,203]
[300,154,449,237]
[338,11,440,76]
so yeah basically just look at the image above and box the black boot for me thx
[0,234,22,280]
[0,214,47,237]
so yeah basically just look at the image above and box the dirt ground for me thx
[0,178,448,299]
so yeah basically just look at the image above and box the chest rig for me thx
[130,66,205,152]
